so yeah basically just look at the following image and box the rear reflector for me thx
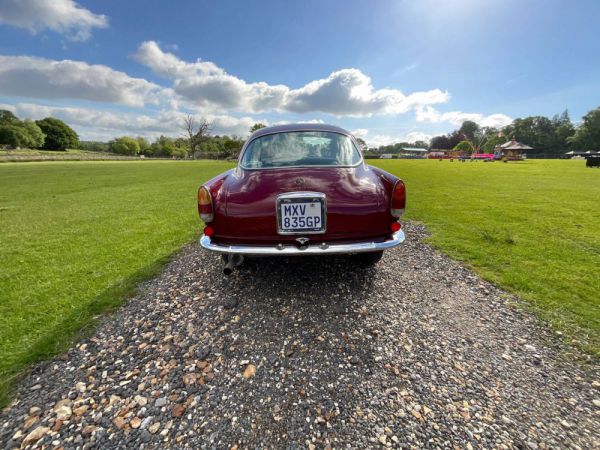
[390,221,401,232]
[203,225,214,237]
[197,186,214,223]
[391,180,406,217]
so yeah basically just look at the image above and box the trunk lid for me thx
[216,166,390,243]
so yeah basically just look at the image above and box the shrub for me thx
[80,141,110,152]
[109,136,141,155]
[36,117,79,150]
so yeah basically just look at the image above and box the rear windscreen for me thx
[240,131,362,169]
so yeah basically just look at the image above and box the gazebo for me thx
[494,139,533,161]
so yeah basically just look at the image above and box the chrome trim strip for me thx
[276,191,327,235]
[199,230,405,256]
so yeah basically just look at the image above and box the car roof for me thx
[250,123,352,139]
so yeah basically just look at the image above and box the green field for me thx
[0,161,233,404]
[1,159,598,405]
[376,159,600,357]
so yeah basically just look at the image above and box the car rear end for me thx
[198,125,405,260]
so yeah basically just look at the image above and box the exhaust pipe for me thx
[222,254,244,276]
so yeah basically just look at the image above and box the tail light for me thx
[197,186,214,223]
[391,180,406,217]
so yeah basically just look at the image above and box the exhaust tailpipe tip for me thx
[222,254,244,276]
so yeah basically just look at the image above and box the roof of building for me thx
[500,139,533,150]
[400,147,428,152]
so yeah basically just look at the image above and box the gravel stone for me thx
[1,223,598,449]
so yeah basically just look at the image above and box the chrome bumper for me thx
[199,230,405,256]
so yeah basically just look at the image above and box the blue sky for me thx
[1,0,599,145]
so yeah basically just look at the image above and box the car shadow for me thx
[218,253,377,310]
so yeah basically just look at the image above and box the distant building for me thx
[494,139,533,161]
[398,147,428,158]
[565,150,599,158]
[427,149,464,159]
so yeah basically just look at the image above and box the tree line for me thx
[371,106,600,155]
[4,105,599,157]
[427,106,599,154]
[0,110,78,150]
[85,120,268,158]
[0,109,254,159]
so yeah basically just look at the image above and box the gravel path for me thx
[2,223,599,449]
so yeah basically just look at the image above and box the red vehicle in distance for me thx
[197,124,406,274]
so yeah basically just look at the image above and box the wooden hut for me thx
[494,139,532,161]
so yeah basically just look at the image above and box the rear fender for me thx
[368,165,401,208]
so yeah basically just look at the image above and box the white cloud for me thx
[134,41,288,113]
[0,0,108,41]
[351,128,369,138]
[416,106,512,128]
[284,69,449,116]
[0,55,168,107]
[478,113,514,128]
[133,41,223,79]
[350,128,431,147]
[133,41,450,116]
[1,102,259,141]
[365,134,397,147]
[272,119,325,126]
[404,131,432,143]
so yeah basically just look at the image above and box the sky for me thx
[0,0,599,146]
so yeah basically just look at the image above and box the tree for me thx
[21,120,45,148]
[430,130,463,150]
[110,136,140,155]
[0,110,19,125]
[250,123,267,133]
[453,140,474,154]
[0,111,46,149]
[568,107,600,150]
[482,132,506,152]
[430,135,452,150]
[503,112,575,152]
[36,117,78,150]
[355,137,368,152]
[221,136,244,158]
[458,120,479,142]
[183,115,212,155]
[151,135,188,157]
[0,125,32,149]
[135,136,150,155]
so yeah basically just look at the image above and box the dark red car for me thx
[197,124,406,274]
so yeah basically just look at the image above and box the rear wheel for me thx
[355,251,384,266]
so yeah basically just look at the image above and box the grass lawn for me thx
[0,159,598,405]
[0,161,233,405]
[373,159,600,356]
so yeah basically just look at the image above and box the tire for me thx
[355,251,384,266]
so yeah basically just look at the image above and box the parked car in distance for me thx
[197,124,406,274]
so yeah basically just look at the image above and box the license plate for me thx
[277,193,326,234]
